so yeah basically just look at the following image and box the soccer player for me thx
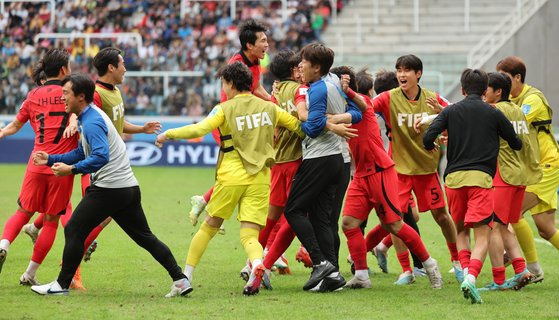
[156,62,304,296]
[373,55,460,284]
[340,68,443,289]
[0,49,78,285]
[30,74,190,297]
[497,56,559,282]
[424,68,522,304]
[189,19,272,229]
[479,72,540,291]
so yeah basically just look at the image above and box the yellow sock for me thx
[240,227,263,263]
[512,218,539,264]
[549,231,559,250]
[185,222,219,267]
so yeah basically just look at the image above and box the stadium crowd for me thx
[0,0,346,116]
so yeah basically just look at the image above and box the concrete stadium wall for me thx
[448,0,559,122]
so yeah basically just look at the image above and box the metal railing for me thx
[0,0,54,26]
[467,0,549,68]
[34,32,143,53]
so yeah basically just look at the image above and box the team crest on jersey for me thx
[521,104,531,115]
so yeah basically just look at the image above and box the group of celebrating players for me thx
[0,19,557,304]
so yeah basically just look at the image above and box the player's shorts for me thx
[526,166,559,215]
[206,183,270,226]
[270,159,301,207]
[408,195,416,208]
[18,171,74,216]
[494,185,526,224]
[81,174,91,196]
[397,172,446,212]
[445,186,493,228]
[343,167,402,224]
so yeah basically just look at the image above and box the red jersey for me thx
[220,51,261,103]
[348,94,394,178]
[16,80,79,174]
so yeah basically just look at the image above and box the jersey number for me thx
[36,112,69,144]
[430,187,440,203]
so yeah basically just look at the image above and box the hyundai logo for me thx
[126,141,162,166]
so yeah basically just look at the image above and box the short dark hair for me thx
[300,43,334,76]
[330,66,357,92]
[93,47,122,77]
[269,50,301,81]
[460,68,488,96]
[355,68,374,95]
[496,56,526,83]
[373,69,399,94]
[216,62,252,92]
[62,73,95,103]
[239,19,268,51]
[488,72,512,102]
[395,54,423,80]
[41,48,70,78]
[31,60,47,86]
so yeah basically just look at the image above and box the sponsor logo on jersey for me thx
[235,112,272,130]
[397,112,429,127]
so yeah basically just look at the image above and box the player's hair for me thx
[488,72,512,102]
[330,66,357,92]
[269,50,301,81]
[300,43,334,76]
[93,47,122,77]
[395,54,423,80]
[31,60,47,86]
[496,56,526,83]
[40,48,70,78]
[460,68,488,96]
[239,19,268,51]
[355,67,374,95]
[216,62,253,92]
[62,73,95,103]
[373,69,398,94]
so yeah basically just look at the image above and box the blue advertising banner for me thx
[0,139,219,167]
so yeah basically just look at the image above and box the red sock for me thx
[59,202,73,228]
[468,258,483,278]
[1,209,31,242]
[31,220,58,263]
[381,234,393,248]
[344,227,368,270]
[365,224,389,251]
[458,249,471,269]
[83,225,104,253]
[397,251,412,273]
[395,224,429,262]
[511,257,526,275]
[492,266,506,285]
[263,223,295,269]
[33,213,44,229]
[447,242,459,261]
[259,218,279,248]
[202,186,214,203]
[266,215,285,249]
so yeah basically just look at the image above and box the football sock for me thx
[83,225,104,254]
[185,222,219,267]
[266,215,285,249]
[447,241,459,261]
[468,258,483,278]
[381,235,392,249]
[512,218,538,263]
[24,261,40,279]
[259,218,279,248]
[33,213,44,229]
[202,187,214,203]
[1,209,31,245]
[183,265,194,281]
[355,269,369,280]
[397,251,412,273]
[548,230,559,250]
[263,223,295,269]
[395,224,429,262]
[511,257,526,275]
[240,227,263,263]
[492,266,506,285]
[458,249,471,270]
[365,224,389,251]
[32,219,58,264]
[343,227,368,271]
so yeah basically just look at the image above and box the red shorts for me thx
[494,185,525,224]
[270,160,301,207]
[445,186,494,228]
[81,174,91,196]
[343,167,402,224]
[398,172,445,212]
[18,171,74,215]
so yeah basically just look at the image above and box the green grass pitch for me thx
[0,164,558,319]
